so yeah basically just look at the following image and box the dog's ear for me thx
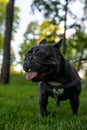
[53,39,63,49]
[39,39,47,44]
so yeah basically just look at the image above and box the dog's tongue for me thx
[26,72,38,80]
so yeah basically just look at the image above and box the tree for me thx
[0,0,15,84]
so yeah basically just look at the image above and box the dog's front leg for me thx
[39,93,48,118]
[38,82,49,118]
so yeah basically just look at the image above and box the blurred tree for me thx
[31,0,87,55]
[0,0,15,84]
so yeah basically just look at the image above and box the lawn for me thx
[0,74,87,130]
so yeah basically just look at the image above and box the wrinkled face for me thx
[23,39,62,82]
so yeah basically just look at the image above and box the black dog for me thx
[23,39,81,118]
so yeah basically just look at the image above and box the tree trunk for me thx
[63,0,68,55]
[0,0,15,84]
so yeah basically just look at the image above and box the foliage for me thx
[0,0,7,49]
[31,0,72,22]
[0,35,4,49]
[66,29,87,59]
[31,0,87,31]
[38,20,61,43]
[0,0,7,28]
[31,0,87,54]
[0,74,87,129]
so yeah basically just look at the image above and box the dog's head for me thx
[23,39,64,81]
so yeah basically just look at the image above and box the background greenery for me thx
[0,74,87,130]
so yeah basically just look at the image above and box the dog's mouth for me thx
[26,69,45,81]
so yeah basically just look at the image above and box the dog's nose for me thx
[23,61,30,72]
[23,63,28,72]
[23,55,33,72]
[23,60,30,72]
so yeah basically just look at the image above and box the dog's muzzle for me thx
[23,61,29,72]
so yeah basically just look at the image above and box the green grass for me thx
[0,74,87,130]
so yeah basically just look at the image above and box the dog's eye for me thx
[36,52,46,58]
[37,53,42,57]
